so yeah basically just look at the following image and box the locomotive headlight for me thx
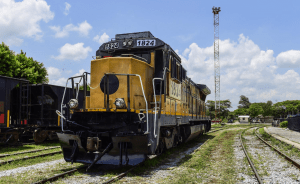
[127,40,133,46]
[114,98,126,109]
[123,41,127,46]
[68,99,79,109]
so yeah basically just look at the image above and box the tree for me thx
[0,42,19,77]
[248,103,263,118]
[233,108,249,116]
[0,43,48,84]
[206,99,232,119]
[238,95,251,109]
[272,100,300,117]
[261,100,273,117]
[79,84,90,91]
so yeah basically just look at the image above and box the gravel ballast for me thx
[0,159,65,177]
[243,128,300,183]
[233,134,258,183]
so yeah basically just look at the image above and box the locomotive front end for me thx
[57,32,160,168]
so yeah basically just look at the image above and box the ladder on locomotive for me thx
[20,83,29,124]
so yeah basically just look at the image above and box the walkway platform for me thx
[264,127,300,150]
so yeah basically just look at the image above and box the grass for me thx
[0,148,61,162]
[162,129,241,183]
[241,128,271,177]
[258,127,300,159]
[0,150,63,171]
[0,161,84,184]
[0,142,60,155]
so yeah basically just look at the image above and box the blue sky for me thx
[1,0,300,110]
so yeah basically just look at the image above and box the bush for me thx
[280,121,288,128]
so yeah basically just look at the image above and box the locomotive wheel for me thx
[6,130,19,145]
[33,129,47,143]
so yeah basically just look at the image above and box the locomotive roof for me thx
[96,32,211,96]
[196,84,211,95]
[96,31,181,62]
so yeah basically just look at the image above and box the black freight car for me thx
[0,75,87,144]
[0,75,29,145]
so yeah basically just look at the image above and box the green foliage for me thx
[0,42,18,77]
[233,108,249,116]
[280,121,288,128]
[79,84,90,91]
[206,99,232,119]
[272,100,300,117]
[248,103,263,118]
[238,95,251,109]
[261,100,273,117]
[0,43,48,84]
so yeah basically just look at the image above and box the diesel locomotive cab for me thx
[56,31,211,169]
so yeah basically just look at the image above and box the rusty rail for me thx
[240,127,263,184]
[0,146,60,158]
[255,128,300,169]
[0,150,62,165]
[32,165,87,184]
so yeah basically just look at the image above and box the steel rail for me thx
[240,127,263,184]
[255,128,300,169]
[0,146,60,158]
[101,155,157,184]
[22,142,36,145]
[32,165,88,184]
[102,129,218,184]
[0,150,62,165]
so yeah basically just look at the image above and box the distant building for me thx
[238,115,250,123]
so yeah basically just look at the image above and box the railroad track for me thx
[31,125,261,184]
[254,128,300,170]
[0,150,62,165]
[240,127,263,184]
[33,128,219,184]
[32,155,158,184]
[0,146,60,158]
[240,127,300,184]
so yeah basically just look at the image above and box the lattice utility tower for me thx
[212,6,221,121]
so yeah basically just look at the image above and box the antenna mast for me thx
[212,6,221,122]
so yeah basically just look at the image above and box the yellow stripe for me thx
[7,110,9,127]
[58,115,60,126]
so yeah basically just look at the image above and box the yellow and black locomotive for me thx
[56,31,211,169]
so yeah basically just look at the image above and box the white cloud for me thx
[179,34,300,110]
[47,66,62,80]
[93,33,110,44]
[0,0,54,46]
[64,2,71,15]
[49,77,69,87]
[53,43,92,61]
[72,69,90,84]
[276,50,300,68]
[50,21,92,38]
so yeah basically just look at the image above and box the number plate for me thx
[105,42,119,50]
[137,40,156,46]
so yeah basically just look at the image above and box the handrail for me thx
[60,78,70,132]
[59,73,86,132]
[152,67,167,138]
[105,73,149,134]
[152,78,162,138]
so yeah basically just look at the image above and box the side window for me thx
[171,56,182,82]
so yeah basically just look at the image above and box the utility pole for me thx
[212,6,221,122]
